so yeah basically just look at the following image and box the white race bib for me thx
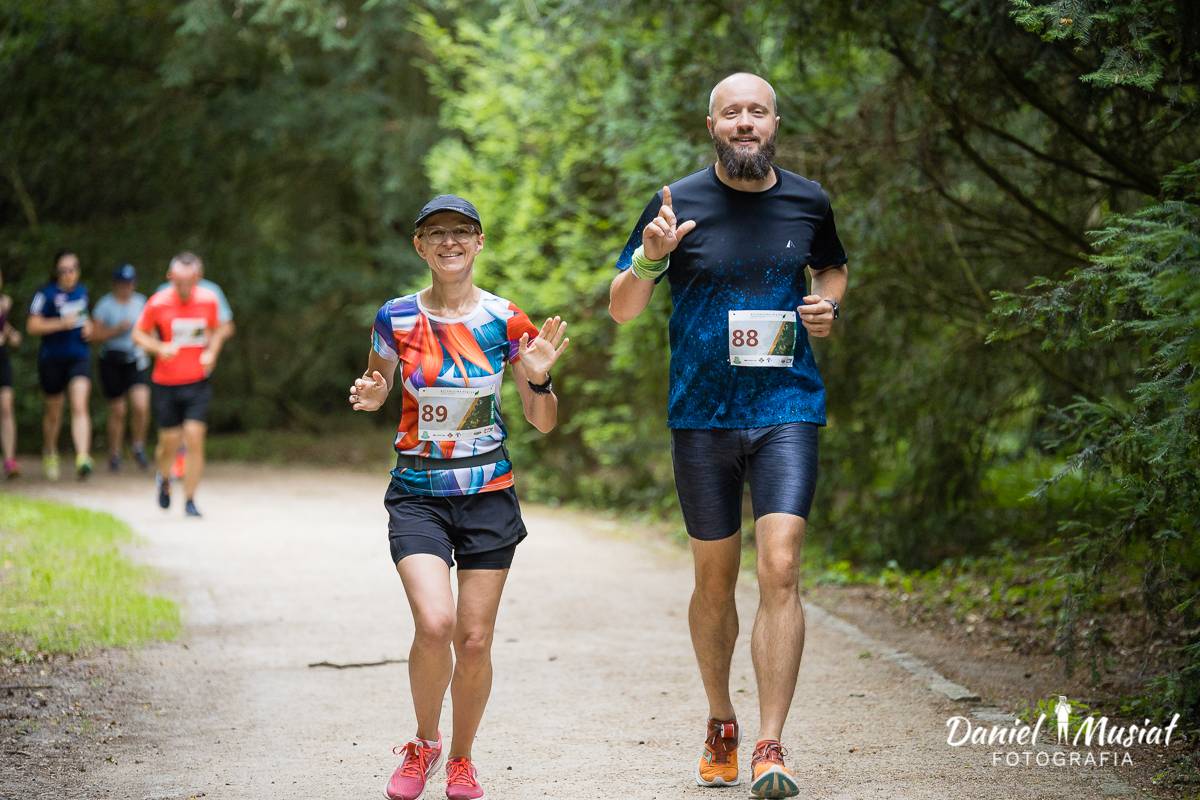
[59,299,88,328]
[728,310,796,367]
[417,386,498,441]
[170,317,209,348]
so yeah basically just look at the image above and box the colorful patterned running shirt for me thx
[136,285,220,386]
[372,290,538,497]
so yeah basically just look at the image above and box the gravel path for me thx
[17,465,1143,799]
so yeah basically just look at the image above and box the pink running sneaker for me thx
[445,757,485,800]
[385,734,442,800]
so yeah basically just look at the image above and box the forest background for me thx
[1,0,1197,751]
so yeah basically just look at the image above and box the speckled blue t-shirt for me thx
[615,165,847,429]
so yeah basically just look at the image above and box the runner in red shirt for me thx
[132,252,224,517]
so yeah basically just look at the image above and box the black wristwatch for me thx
[528,373,553,395]
[824,297,840,319]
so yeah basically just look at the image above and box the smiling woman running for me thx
[349,195,569,800]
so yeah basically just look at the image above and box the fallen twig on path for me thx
[306,658,407,669]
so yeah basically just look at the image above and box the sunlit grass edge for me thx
[0,494,180,659]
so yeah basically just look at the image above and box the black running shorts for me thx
[152,379,212,428]
[671,423,819,540]
[384,481,527,569]
[99,353,149,400]
[37,357,91,395]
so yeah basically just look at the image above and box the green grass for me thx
[0,495,180,659]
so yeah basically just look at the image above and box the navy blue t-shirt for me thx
[615,165,847,429]
[29,282,90,362]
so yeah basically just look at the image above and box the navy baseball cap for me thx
[414,195,482,231]
[113,263,136,282]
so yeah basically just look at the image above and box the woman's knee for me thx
[453,628,494,663]
[413,611,456,646]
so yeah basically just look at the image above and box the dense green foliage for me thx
[1,0,439,430]
[1,0,1197,721]
[0,494,179,656]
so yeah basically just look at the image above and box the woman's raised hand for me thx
[518,316,569,381]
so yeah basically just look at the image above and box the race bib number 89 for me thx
[417,386,498,441]
[728,310,797,367]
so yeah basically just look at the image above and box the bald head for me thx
[708,73,777,117]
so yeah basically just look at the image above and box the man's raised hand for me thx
[349,370,389,412]
[642,186,697,261]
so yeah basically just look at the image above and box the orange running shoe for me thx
[750,739,798,798]
[696,718,740,787]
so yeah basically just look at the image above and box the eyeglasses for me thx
[420,225,478,245]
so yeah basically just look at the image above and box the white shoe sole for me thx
[750,764,799,798]
[695,760,741,787]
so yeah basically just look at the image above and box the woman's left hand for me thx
[518,316,570,382]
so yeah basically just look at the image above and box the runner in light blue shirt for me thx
[92,264,151,471]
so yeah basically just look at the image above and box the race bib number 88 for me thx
[417,386,498,441]
[728,310,797,367]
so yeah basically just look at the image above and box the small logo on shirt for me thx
[786,240,795,248]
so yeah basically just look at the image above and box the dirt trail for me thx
[15,466,1143,799]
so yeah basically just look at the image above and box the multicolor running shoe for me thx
[696,717,740,786]
[750,739,798,798]
[75,454,93,480]
[385,734,442,800]
[445,757,485,800]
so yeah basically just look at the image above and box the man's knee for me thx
[182,422,206,448]
[757,549,800,595]
[693,540,740,598]
[159,427,183,449]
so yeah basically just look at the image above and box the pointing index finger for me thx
[661,185,672,210]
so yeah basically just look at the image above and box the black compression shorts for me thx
[671,423,819,540]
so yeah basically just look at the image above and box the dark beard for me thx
[713,133,776,181]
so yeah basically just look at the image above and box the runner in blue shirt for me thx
[26,249,95,479]
[92,263,151,471]
[608,73,849,798]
